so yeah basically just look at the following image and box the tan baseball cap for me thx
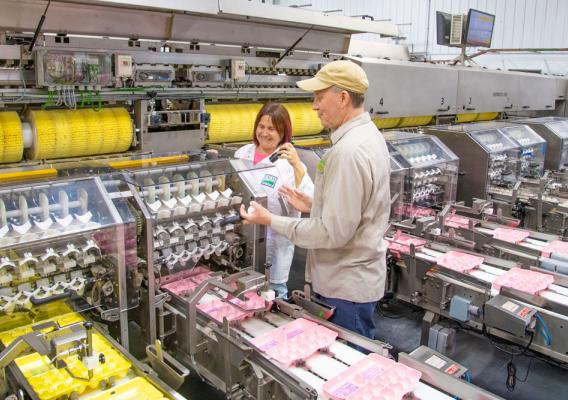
[297,60,369,94]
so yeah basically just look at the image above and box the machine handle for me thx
[465,107,476,111]
[437,106,450,112]
[30,290,72,306]
[374,111,389,115]
[504,104,513,109]
[545,105,553,108]
[522,105,530,109]
[219,214,242,227]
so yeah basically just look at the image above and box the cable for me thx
[507,352,535,392]
[29,0,51,52]
[535,312,552,345]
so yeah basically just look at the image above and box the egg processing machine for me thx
[425,121,568,237]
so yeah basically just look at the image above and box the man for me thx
[240,60,391,339]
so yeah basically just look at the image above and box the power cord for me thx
[507,356,534,392]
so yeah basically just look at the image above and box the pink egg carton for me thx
[541,240,568,258]
[444,214,471,229]
[436,251,484,273]
[250,318,338,366]
[197,299,253,323]
[161,267,218,297]
[322,353,422,400]
[491,267,554,295]
[229,291,269,311]
[492,228,530,244]
[395,204,434,218]
[387,232,428,256]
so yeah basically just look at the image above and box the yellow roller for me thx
[475,112,499,122]
[397,116,433,128]
[109,154,189,169]
[456,113,479,123]
[372,117,401,129]
[27,108,133,160]
[292,137,331,147]
[206,102,322,143]
[284,103,323,137]
[0,111,24,164]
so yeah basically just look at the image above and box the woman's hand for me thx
[278,143,301,168]
[278,185,313,213]
[278,143,305,186]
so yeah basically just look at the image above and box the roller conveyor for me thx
[169,272,456,400]
[386,231,568,364]
[237,315,454,400]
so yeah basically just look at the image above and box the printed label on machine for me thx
[501,301,519,313]
[424,354,446,369]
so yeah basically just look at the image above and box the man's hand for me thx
[278,185,312,213]
[240,201,273,225]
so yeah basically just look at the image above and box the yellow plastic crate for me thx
[0,300,76,334]
[88,377,167,400]
[0,311,84,346]
[14,332,131,399]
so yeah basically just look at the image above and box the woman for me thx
[235,103,314,298]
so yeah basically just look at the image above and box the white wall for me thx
[275,0,568,75]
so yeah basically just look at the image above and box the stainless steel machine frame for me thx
[426,124,521,205]
[117,158,270,345]
[0,177,133,348]
[386,229,568,364]
[510,117,568,171]
[384,131,459,220]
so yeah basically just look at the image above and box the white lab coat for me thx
[235,143,314,283]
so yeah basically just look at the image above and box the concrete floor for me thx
[178,247,567,399]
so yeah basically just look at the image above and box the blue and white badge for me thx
[261,174,278,188]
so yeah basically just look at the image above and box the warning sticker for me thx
[445,364,460,375]
[518,307,532,318]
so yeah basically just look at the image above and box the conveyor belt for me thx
[417,246,568,307]
[234,311,453,400]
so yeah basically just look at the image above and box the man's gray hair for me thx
[331,86,365,108]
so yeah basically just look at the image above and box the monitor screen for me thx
[436,11,452,46]
[465,9,495,47]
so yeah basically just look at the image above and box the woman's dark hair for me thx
[253,103,292,147]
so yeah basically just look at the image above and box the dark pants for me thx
[317,294,378,339]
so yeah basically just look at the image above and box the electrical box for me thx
[115,54,133,79]
[35,50,113,87]
[134,64,175,87]
[231,59,246,80]
[484,295,536,337]
[409,346,467,378]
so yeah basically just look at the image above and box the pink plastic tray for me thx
[161,272,213,297]
[394,204,434,218]
[492,228,530,244]
[250,318,337,366]
[197,298,253,323]
[444,214,471,229]
[387,233,428,256]
[492,267,554,295]
[436,251,484,273]
[322,353,422,400]
[541,240,568,258]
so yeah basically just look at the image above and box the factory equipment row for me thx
[0,0,566,168]
[0,156,506,400]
